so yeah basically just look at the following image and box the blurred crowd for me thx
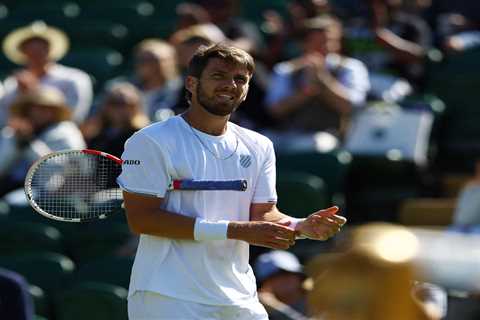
[1,0,480,319]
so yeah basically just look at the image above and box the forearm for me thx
[316,74,354,115]
[251,205,293,223]
[268,91,312,120]
[376,28,425,63]
[125,206,196,239]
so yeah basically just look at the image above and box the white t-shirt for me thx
[117,115,277,306]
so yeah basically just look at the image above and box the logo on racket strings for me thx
[239,155,252,168]
[123,160,141,165]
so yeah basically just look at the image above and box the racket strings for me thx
[29,152,123,221]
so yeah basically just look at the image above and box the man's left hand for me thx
[296,206,346,240]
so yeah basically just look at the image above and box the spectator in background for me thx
[425,0,480,47]
[438,13,480,53]
[131,39,183,122]
[265,16,370,144]
[450,160,480,230]
[81,83,149,158]
[260,0,333,67]
[254,250,310,320]
[0,21,93,126]
[171,24,228,73]
[0,87,85,197]
[175,2,211,32]
[369,0,434,92]
[0,268,35,320]
[195,0,264,55]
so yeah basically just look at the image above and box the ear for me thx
[185,76,197,96]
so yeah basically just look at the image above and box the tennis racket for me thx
[24,149,247,222]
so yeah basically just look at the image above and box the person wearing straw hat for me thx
[0,86,86,197]
[0,21,93,127]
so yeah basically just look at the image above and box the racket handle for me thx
[171,179,247,191]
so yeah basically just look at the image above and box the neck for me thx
[143,77,165,91]
[182,105,229,136]
[28,62,50,77]
[277,290,304,306]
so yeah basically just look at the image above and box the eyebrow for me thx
[208,69,249,79]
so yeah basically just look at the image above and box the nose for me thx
[220,77,237,90]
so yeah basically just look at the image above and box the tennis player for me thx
[118,44,346,320]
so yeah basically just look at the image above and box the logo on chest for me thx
[239,154,252,168]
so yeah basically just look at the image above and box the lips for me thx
[215,93,235,102]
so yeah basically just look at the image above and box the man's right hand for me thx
[227,221,296,249]
[15,70,39,92]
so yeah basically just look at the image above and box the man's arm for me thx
[123,191,196,239]
[123,191,296,249]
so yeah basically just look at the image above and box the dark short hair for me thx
[187,43,255,79]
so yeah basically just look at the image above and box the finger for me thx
[280,236,296,246]
[310,216,338,226]
[313,214,346,226]
[312,226,336,238]
[273,223,296,232]
[269,223,296,233]
[275,230,296,242]
[276,220,292,227]
[275,237,296,246]
[312,206,339,218]
[332,215,347,226]
[267,240,291,250]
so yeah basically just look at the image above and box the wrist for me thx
[193,218,230,241]
[290,218,307,239]
[226,221,246,240]
[289,218,305,230]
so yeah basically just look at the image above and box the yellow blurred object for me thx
[308,223,431,320]
[399,198,456,226]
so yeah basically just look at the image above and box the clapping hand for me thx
[295,206,346,240]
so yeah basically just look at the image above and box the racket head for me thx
[24,149,123,222]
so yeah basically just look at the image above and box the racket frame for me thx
[24,149,123,222]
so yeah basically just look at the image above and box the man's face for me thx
[191,58,251,116]
[304,26,342,55]
[135,49,175,83]
[20,38,50,66]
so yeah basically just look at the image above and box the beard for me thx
[196,82,243,117]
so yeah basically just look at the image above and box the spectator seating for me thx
[276,149,352,206]
[68,256,134,290]
[64,221,132,265]
[398,198,455,226]
[427,47,480,173]
[344,155,423,223]
[0,221,64,256]
[55,282,128,320]
[59,46,123,91]
[276,171,329,218]
[0,252,75,295]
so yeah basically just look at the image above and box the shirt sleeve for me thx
[264,63,295,108]
[67,71,93,123]
[117,131,172,197]
[334,58,370,108]
[252,139,278,203]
